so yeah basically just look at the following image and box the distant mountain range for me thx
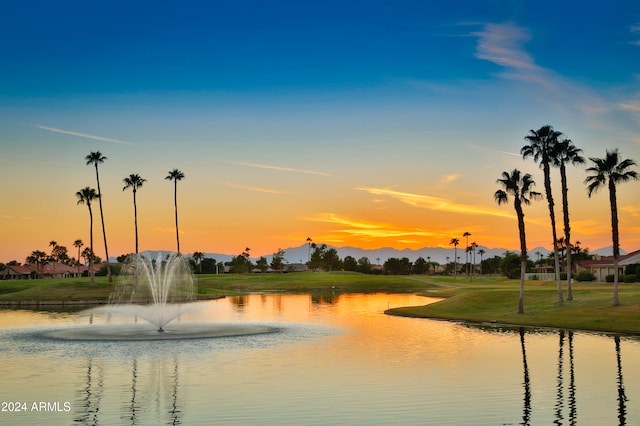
[136,244,627,265]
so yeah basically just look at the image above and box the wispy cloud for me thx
[441,173,461,183]
[618,102,640,111]
[621,205,640,217]
[472,22,538,72]
[35,124,130,144]
[229,161,331,176]
[631,24,640,46]
[308,213,435,239]
[469,21,618,124]
[223,182,285,194]
[356,186,515,219]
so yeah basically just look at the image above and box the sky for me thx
[1,0,639,263]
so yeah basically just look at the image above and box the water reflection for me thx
[568,332,576,426]
[1,294,640,425]
[472,324,637,426]
[75,358,104,424]
[125,359,139,425]
[519,327,531,426]
[554,330,565,425]
[616,336,628,425]
[520,328,531,426]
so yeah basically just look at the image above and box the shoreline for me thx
[0,295,225,307]
[385,308,640,336]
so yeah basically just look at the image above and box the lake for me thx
[0,293,638,425]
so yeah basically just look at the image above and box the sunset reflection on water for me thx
[1,293,639,425]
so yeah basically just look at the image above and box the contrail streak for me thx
[36,124,130,144]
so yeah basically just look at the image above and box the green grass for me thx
[0,272,433,302]
[387,276,640,334]
[1,272,639,334]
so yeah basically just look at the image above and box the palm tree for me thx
[85,151,112,282]
[522,125,564,305]
[553,138,585,301]
[123,173,147,254]
[495,169,542,314]
[306,237,313,262]
[449,238,459,279]
[192,251,204,273]
[26,250,48,278]
[478,249,486,276]
[471,241,478,279]
[49,240,58,276]
[463,231,471,276]
[585,149,638,306]
[165,169,185,255]
[74,239,83,275]
[76,186,99,285]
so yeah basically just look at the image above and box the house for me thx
[0,264,36,280]
[42,262,80,278]
[575,249,640,281]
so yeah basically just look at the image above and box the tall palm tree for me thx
[74,239,83,276]
[585,149,638,306]
[449,238,459,279]
[49,240,58,276]
[522,125,564,305]
[123,173,147,254]
[495,169,542,314]
[463,231,471,276]
[478,249,486,276]
[165,169,185,255]
[471,241,478,280]
[553,138,585,301]
[76,186,99,285]
[85,151,112,282]
[306,237,313,262]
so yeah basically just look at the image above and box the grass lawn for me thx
[386,275,640,334]
[1,272,638,334]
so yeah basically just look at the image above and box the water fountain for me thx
[45,254,277,340]
[107,253,197,332]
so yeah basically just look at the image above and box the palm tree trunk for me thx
[560,164,573,301]
[174,180,180,255]
[95,165,112,282]
[515,200,527,314]
[609,180,620,306]
[88,205,95,286]
[453,246,457,280]
[543,162,563,305]
[133,190,139,254]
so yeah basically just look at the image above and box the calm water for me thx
[0,293,639,425]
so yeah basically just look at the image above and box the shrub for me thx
[626,263,640,275]
[560,272,567,280]
[97,264,121,276]
[606,274,615,283]
[575,271,596,282]
[623,274,638,283]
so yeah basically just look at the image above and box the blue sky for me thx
[1,0,639,262]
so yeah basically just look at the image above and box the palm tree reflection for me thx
[568,332,577,426]
[554,331,565,425]
[519,328,531,426]
[75,358,104,424]
[615,336,628,425]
